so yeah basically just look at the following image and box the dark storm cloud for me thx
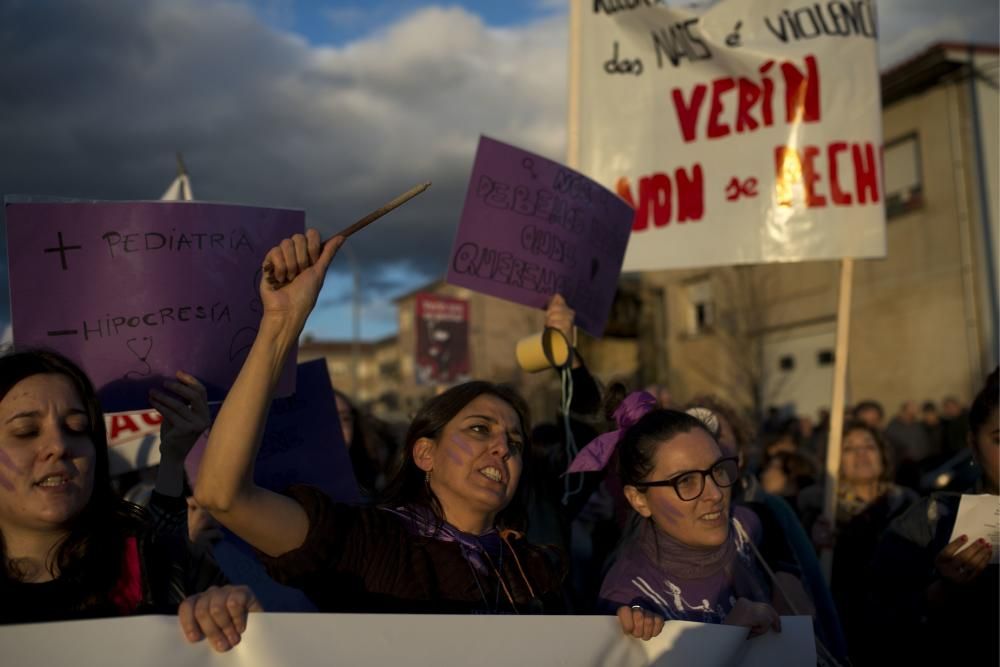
[0,0,568,328]
[1,0,993,338]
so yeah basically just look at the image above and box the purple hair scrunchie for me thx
[566,391,657,473]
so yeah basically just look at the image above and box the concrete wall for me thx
[851,77,982,408]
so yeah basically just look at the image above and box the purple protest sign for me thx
[185,359,362,504]
[446,136,634,336]
[5,201,301,411]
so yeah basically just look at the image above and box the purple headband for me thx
[566,391,657,473]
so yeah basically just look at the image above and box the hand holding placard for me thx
[151,371,211,460]
[446,137,633,336]
[152,370,211,497]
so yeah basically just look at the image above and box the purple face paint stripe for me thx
[451,434,476,456]
[0,470,14,492]
[0,448,21,475]
[447,435,478,464]
[651,493,686,526]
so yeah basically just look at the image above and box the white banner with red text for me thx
[573,0,886,271]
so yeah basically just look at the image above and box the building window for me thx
[817,350,835,366]
[779,355,795,371]
[685,280,715,336]
[884,133,924,218]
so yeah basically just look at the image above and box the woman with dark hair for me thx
[333,389,377,495]
[582,387,781,641]
[798,421,916,540]
[334,389,398,497]
[797,421,917,663]
[0,350,258,652]
[195,231,565,614]
[869,369,998,666]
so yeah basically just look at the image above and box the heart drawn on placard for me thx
[126,336,153,362]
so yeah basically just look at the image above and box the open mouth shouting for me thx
[34,472,74,490]
[478,465,504,484]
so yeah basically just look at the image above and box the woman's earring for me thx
[425,471,431,484]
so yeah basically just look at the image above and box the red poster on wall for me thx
[415,293,470,385]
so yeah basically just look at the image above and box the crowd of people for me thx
[0,229,996,666]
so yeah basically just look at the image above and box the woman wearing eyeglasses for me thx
[573,386,780,641]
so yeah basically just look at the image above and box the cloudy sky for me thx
[1,0,997,341]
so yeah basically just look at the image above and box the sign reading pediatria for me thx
[573,0,886,271]
[446,136,634,336]
[5,201,302,411]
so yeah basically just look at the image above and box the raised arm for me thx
[545,294,601,414]
[194,230,344,556]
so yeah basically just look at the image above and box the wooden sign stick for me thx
[264,181,431,285]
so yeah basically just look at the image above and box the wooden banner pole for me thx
[566,0,582,170]
[820,257,854,581]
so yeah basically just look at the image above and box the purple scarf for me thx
[637,512,767,601]
[639,517,738,580]
[381,505,500,574]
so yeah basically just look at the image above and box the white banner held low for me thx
[106,410,164,475]
[573,0,886,271]
[0,614,814,667]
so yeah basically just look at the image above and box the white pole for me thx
[566,0,582,170]
[820,257,854,581]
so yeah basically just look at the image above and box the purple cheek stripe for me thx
[652,495,685,525]
[0,448,21,475]
[0,471,15,492]
[446,448,465,465]
[451,435,476,456]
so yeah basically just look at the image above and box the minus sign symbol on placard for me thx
[46,329,79,337]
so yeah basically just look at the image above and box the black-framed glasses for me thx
[634,457,740,501]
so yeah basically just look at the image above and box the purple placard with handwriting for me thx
[446,136,634,336]
[5,201,301,411]
[185,359,362,503]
